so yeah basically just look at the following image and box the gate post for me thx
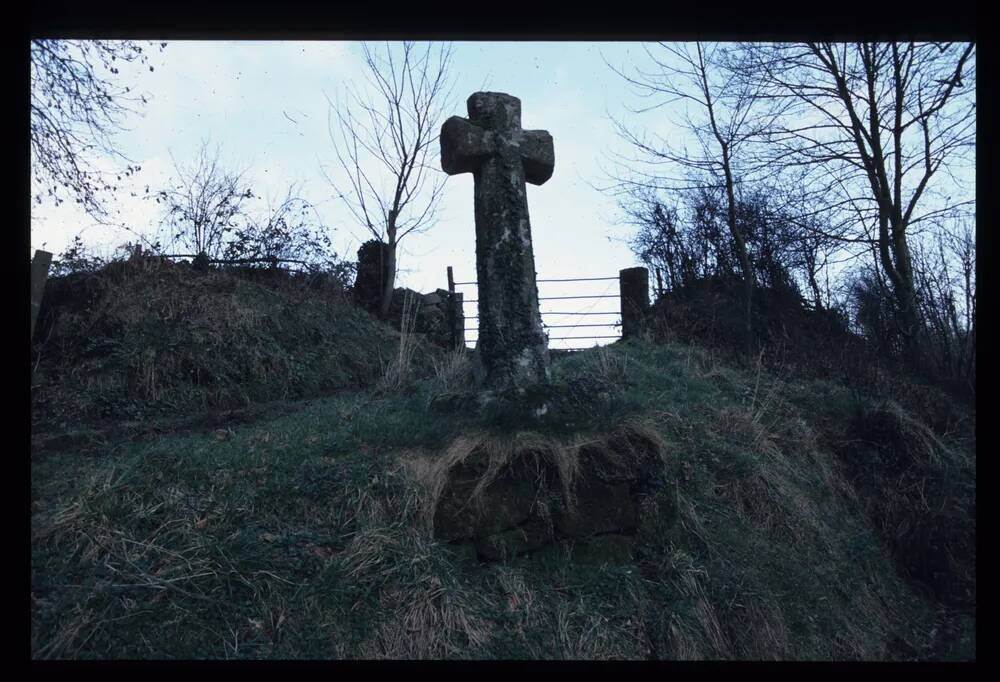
[31,250,53,342]
[450,292,465,350]
[446,266,466,350]
[619,266,649,340]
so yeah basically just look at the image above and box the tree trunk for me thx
[803,241,824,310]
[378,210,399,320]
[722,149,753,356]
[378,240,397,320]
[888,218,923,369]
[894,273,923,368]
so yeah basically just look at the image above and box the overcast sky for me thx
[28,40,976,349]
[30,40,688,349]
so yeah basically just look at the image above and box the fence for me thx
[447,266,649,352]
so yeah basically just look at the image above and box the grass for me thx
[31,258,425,431]
[376,290,423,395]
[30,337,975,660]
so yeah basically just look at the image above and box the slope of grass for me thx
[31,258,421,431]
[30,338,975,660]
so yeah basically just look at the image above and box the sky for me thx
[30,40,679,349]
[28,40,977,350]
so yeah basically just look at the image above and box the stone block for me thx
[475,518,552,560]
[567,534,634,565]
[433,459,546,541]
[555,478,638,538]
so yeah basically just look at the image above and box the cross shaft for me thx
[440,92,555,390]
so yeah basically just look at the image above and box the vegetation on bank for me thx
[31,282,975,659]
[31,257,424,433]
[29,37,975,660]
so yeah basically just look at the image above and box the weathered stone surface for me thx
[578,442,640,484]
[31,250,53,342]
[367,285,461,348]
[620,267,650,339]
[580,430,663,485]
[449,292,466,350]
[568,534,635,565]
[476,518,552,560]
[433,459,547,541]
[555,478,638,538]
[445,541,479,563]
[192,251,211,273]
[353,240,391,313]
[440,92,554,391]
[390,287,424,312]
[431,425,672,563]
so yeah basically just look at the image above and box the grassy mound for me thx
[31,258,423,431]
[30,339,975,660]
[650,276,868,379]
[838,401,975,610]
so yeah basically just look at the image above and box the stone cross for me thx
[440,92,554,391]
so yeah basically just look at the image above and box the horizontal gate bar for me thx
[464,312,619,318]
[452,276,618,286]
[465,324,619,331]
[463,295,619,304]
[547,335,622,340]
[538,276,619,282]
[466,334,623,340]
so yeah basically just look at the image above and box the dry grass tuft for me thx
[743,596,791,660]
[660,546,732,660]
[402,431,580,528]
[592,344,629,385]
[358,579,494,659]
[377,291,422,394]
[870,400,961,469]
[32,257,393,428]
[838,399,975,609]
[552,597,647,660]
[402,422,667,534]
[431,347,474,392]
[336,461,494,659]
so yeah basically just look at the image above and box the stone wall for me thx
[387,287,464,349]
[431,424,676,563]
[353,240,392,314]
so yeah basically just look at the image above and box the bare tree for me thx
[224,185,340,271]
[910,219,976,389]
[30,39,164,220]
[606,42,778,353]
[743,42,976,366]
[622,190,689,291]
[323,41,454,318]
[155,141,254,259]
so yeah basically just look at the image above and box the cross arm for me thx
[519,129,554,185]
[441,116,493,176]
